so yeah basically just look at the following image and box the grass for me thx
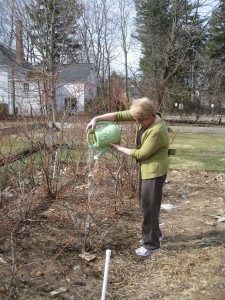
[1,127,225,173]
[169,133,225,172]
[0,135,29,155]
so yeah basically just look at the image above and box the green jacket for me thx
[115,110,169,179]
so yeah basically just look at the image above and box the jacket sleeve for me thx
[130,129,165,160]
[115,110,134,122]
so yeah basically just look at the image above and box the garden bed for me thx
[0,166,225,299]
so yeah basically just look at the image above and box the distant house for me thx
[0,44,12,110]
[0,20,97,116]
[56,63,97,115]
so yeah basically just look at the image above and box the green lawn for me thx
[1,127,225,172]
[169,133,225,172]
[0,135,29,155]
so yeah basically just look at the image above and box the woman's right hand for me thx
[86,112,116,133]
[86,117,97,133]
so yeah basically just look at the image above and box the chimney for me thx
[16,20,24,63]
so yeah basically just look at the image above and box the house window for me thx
[65,98,77,115]
[24,82,29,92]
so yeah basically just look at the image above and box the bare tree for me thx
[116,0,136,102]
[12,0,83,121]
[79,0,122,112]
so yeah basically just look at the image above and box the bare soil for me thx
[0,167,225,300]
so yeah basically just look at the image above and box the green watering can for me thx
[87,121,121,158]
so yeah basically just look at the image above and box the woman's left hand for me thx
[111,144,131,155]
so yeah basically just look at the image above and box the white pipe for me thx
[101,249,112,300]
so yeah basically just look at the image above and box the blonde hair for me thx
[130,97,156,121]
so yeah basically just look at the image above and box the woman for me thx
[86,97,169,256]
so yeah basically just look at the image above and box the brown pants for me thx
[139,174,167,250]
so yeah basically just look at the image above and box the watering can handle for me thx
[93,121,114,127]
[86,121,114,148]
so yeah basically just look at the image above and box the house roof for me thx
[0,43,33,74]
[0,43,15,65]
[59,63,95,83]
[0,44,95,83]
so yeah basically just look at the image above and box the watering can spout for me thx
[95,146,109,158]
[87,121,121,158]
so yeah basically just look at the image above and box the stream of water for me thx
[84,149,99,248]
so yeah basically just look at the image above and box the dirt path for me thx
[0,169,225,299]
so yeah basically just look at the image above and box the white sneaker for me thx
[135,246,160,256]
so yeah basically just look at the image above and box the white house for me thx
[0,70,9,109]
[56,63,97,115]
[0,20,97,116]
